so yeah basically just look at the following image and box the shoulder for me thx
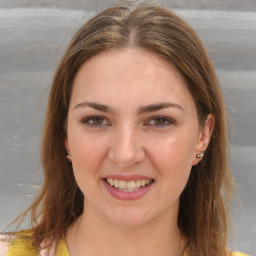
[231,252,250,256]
[0,235,9,256]
[184,247,250,256]
[0,231,64,256]
[0,231,40,256]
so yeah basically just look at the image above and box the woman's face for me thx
[65,48,212,227]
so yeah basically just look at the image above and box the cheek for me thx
[147,133,196,190]
[149,133,195,168]
[68,133,109,187]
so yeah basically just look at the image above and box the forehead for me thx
[70,48,195,111]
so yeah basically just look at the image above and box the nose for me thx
[107,125,146,168]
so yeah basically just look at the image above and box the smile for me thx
[106,178,153,192]
[103,177,154,200]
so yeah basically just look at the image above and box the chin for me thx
[104,207,152,228]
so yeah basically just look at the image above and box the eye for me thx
[82,116,109,127]
[146,116,174,127]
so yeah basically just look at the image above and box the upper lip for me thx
[102,174,154,181]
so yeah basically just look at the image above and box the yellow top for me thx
[7,235,249,256]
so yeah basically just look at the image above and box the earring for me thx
[196,151,204,158]
[66,152,72,162]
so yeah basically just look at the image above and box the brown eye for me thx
[82,116,109,127]
[146,116,174,127]
[154,117,167,125]
[92,117,104,125]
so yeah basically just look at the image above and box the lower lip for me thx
[103,179,154,200]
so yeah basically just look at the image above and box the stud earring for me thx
[196,151,204,158]
[66,152,72,162]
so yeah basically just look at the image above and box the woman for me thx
[0,1,249,256]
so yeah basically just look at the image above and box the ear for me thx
[192,114,214,166]
[64,137,72,162]
[65,137,70,153]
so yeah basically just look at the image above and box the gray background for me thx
[0,0,255,255]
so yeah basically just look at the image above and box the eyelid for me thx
[145,116,175,127]
[80,115,175,128]
[81,115,111,127]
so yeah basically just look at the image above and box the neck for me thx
[66,206,188,256]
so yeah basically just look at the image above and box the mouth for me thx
[103,178,154,192]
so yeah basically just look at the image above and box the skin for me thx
[65,48,213,256]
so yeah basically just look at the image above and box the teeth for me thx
[106,178,152,191]
[119,180,126,189]
[109,179,114,186]
[127,181,135,190]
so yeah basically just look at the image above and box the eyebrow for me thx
[73,101,114,113]
[138,102,184,114]
[73,101,184,114]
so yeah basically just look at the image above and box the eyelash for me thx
[145,116,175,127]
[81,116,110,127]
[81,116,175,128]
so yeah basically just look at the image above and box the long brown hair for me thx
[9,2,233,255]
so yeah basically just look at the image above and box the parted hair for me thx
[11,2,233,255]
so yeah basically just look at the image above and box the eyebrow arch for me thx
[73,101,115,113]
[137,102,184,114]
